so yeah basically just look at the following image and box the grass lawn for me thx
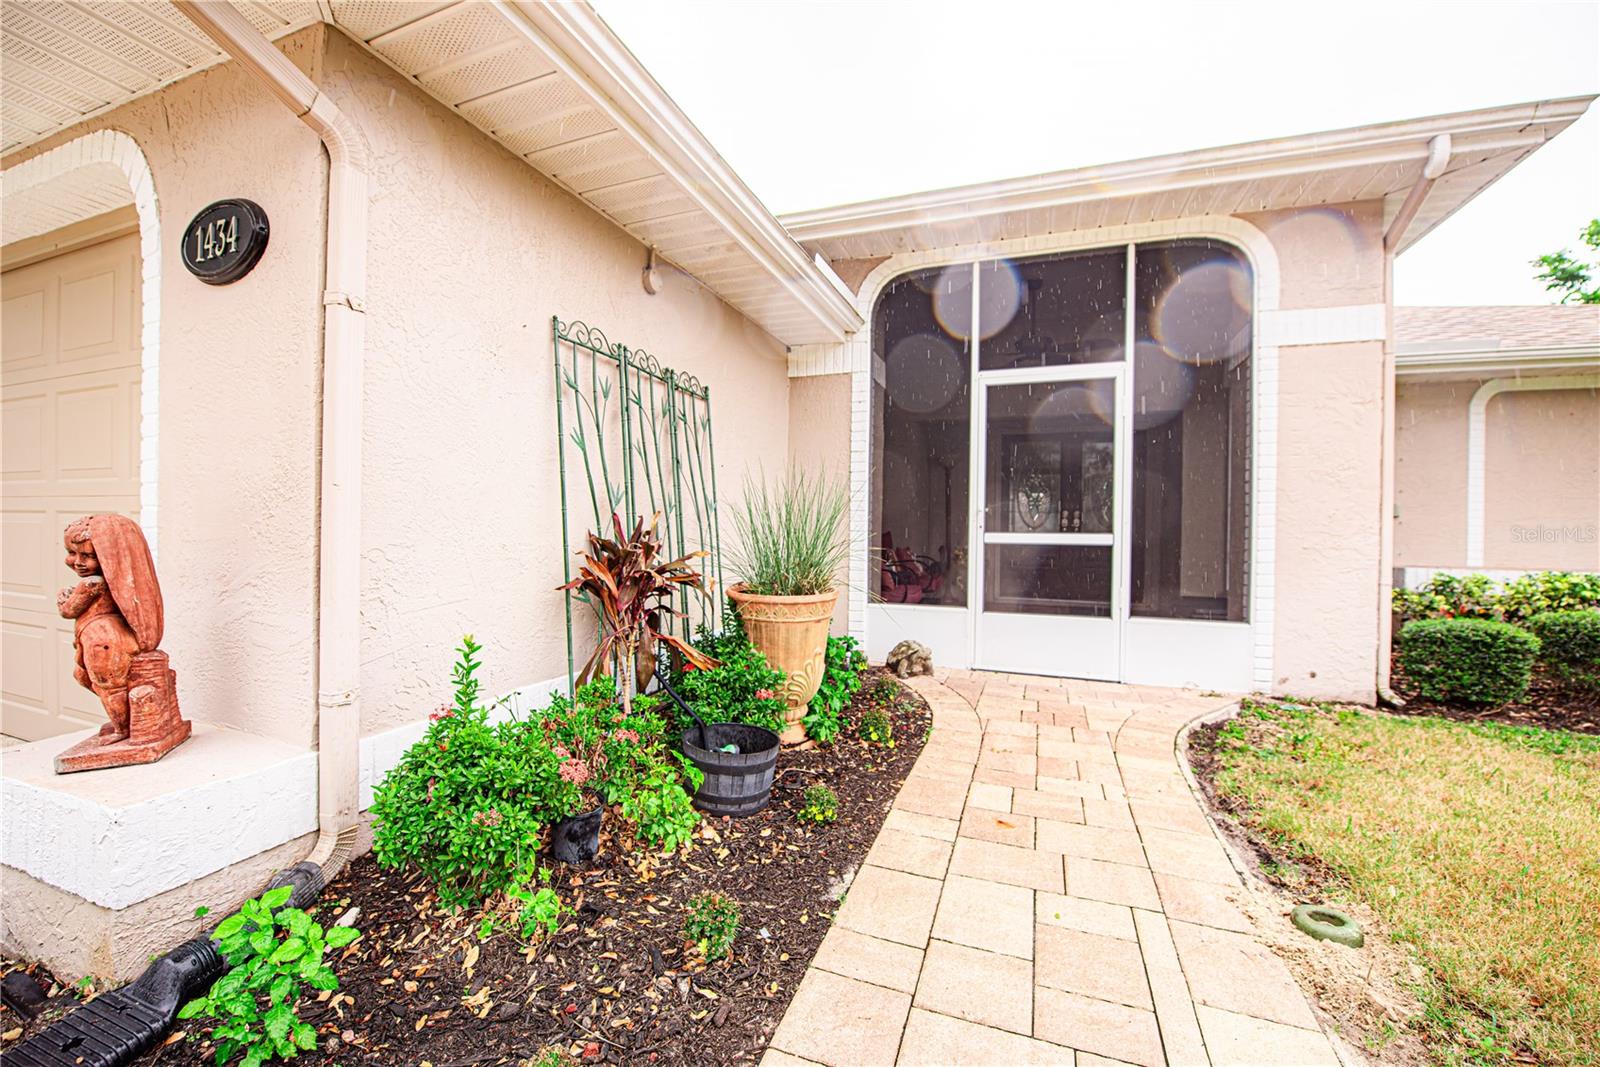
[1211,699,1600,1067]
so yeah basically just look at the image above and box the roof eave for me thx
[780,95,1597,248]
[502,2,861,343]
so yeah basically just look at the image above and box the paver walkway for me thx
[763,669,1342,1067]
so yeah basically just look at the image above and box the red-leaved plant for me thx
[557,512,718,713]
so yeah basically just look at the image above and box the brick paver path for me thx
[763,670,1342,1067]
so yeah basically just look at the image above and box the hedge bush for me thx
[1393,570,1600,624]
[1398,618,1540,705]
[1526,610,1600,689]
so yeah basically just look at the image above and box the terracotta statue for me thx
[53,515,191,773]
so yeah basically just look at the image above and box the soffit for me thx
[0,1,860,344]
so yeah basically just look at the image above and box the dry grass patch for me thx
[1213,699,1600,1066]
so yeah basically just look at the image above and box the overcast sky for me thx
[593,0,1599,307]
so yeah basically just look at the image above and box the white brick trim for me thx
[796,215,1281,691]
[1258,304,1387,347]
[2,131,162,559]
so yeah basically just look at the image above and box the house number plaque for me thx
[181,199,269,285]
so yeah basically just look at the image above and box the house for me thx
[1392,304,1599,585]
[0,1,1592,980]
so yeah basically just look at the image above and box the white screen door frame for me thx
[970,362,1129,677]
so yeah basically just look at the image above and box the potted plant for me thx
[556,512,717,714]
[726,471,850,744]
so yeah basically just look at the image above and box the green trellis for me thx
[552,317,722,688]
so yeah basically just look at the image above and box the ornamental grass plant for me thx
[728,470,850,597]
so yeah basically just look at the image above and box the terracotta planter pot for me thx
[727,583,839,744]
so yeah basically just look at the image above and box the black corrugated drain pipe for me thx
[4,861,328,1067]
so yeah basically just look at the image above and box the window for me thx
[1130,240,1252,621]
[870,266,972,607]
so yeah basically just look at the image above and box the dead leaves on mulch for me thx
[126,668,931,1067]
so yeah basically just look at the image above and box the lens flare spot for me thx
[930,264,975,340]
[1151,259,1251,363]
[886,333,963,413]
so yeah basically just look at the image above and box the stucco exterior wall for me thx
[788,373,854,632]
[317,30,791,733]
[1272,340,1385,698]
[1240,202,1385,310]
[1397,377,1599,570]
[2,28,328,748]
[1246,202,1387,700]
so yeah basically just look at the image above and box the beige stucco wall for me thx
[319,30,790,732]
[1397,377,1600,571]
[1240,202,1386,309]
[788,373,854,632]
[2,28,328,748]
[1247,201,1387,701]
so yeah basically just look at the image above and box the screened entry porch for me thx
[867,239,1260,692]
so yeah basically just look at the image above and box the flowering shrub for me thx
[533,677,703,851]
[372,637,565,908]
[1393,571,1600,625]
[859,707,894,746]
[803,635,867,744]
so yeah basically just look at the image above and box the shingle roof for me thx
[1394,305,1600,352]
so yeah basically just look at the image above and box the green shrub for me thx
[803,635,867,743]
[178,886,360,1065]
[683,892,740,962]
[373,642,700,908]
[1398,618,1540,705]
[372,637,564,907]
[1501,572,1600,623]
[797,784,838,825]
[1527,610,1600,688]
[1393,570,1600,624]
[674,607,788,734]
[1392,572,1502,623]
[859,707,894,746]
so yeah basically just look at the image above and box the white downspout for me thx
[174,1,365,879]
[1377,133,1451,704]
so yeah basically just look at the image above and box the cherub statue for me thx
[53,515,190,773]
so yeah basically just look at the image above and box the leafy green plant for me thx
[556,512,717,712]
[508,864,568,941]
[868,675,899,705]
[534,676,703,850]
[177,886,360,1066]
[371,637,565,908]
[674,610,787,733]
[1526,610,1600,689]
[1532,217,1600,304]
[803,635,867,743]
[728,469,850,596]
[797,784,838,825]
[1398,618,1540,705]
[683,892,740,962]
[1393,570,1600,625]
[532,1047,580,1067]
[1500,572,1600,623]
[859,707,894,746]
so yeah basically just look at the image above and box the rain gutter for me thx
[1377,134,1451,703]
[172,0,366,880]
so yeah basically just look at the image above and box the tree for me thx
[1531,218,1600,304]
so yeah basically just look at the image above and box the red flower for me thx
[612,728,640,744]
[559,758,591,784]
[755,688,776,701]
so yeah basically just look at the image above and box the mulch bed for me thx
[1,669,930,1067]
[1389,654,1600,735]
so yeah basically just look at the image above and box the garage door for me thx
[2,230,142,741]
